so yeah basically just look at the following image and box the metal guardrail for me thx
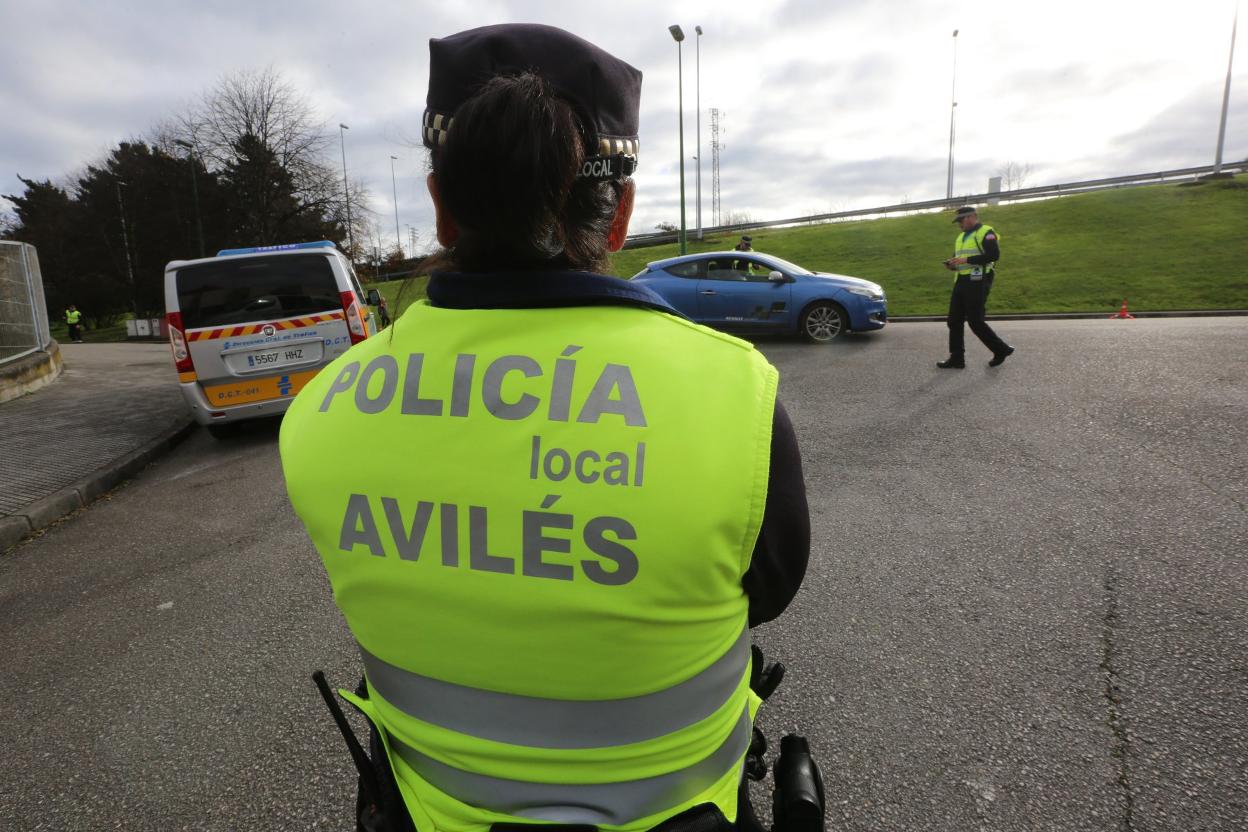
[0,241,52,366]
[623,163,1245,250]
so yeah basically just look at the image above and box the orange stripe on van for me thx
[186,311,347,341]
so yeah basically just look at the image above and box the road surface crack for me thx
[1101,563,1136,832]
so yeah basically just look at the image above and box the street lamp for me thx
[695,25,703,242]
[339,123,354,259]
[173,139,205,258]
[669,24,687,255]
[114,179,137,316]
[390,155,402,258]
[1213,5,1239,175]
[946,29,959,200]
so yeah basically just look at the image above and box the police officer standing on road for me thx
[938,206,1014,368]
[280,24,810,832]
[65,305,83,343]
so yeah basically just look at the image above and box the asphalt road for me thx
[1,318,1245,831]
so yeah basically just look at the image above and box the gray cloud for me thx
[1110,88,1248,171]
[4,1,1246,239]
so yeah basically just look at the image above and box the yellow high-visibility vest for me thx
[281,298,778,831]
[953,224,998,279]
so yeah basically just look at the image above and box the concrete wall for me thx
[0,340,63,405]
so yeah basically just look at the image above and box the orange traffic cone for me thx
[1109,298,1135,319]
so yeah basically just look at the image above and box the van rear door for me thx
[174,253,351,409]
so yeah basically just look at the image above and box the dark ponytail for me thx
[428,72,624,273]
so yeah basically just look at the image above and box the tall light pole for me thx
[114,179,137,316]
[695,25,703,242]
[1214,5,1239,175]
[669,24,687,255]
[390,155,402,257]
[339,123,354,259]
[946,29,959,200]
[173,139,205,258]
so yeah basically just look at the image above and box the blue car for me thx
[630,251,887,342]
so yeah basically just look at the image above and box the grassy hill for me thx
[609,176,1248,316]
[161,176,1245,336]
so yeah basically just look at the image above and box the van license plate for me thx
[227,343,324,374]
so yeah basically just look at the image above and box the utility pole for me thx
[173,139,205,258]
[115,180,137,316]
[339,123,354,260]
[390,155,402,257]
[946,29,959,200]
[695,25,703,242]
[710,108,722,227]
[669,25,688,255]
[1214,5,1239,174]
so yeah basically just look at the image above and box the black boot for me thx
[936,356,965,369]
[988,345,1015,367]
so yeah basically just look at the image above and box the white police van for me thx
[164,241,379,437]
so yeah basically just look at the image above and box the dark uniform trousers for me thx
[948,273,1009,358]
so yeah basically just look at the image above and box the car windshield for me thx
[176,254,341,329]
[754,254,812,275]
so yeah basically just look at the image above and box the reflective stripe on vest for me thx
[954,224,995,278]
[361,626,750,749]
[389,705,753,825]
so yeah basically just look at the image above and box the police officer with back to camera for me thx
[938,206,1015,368]
[279,24,817,832]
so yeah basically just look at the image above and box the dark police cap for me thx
[952,205,978,222]
[422,24,642,180]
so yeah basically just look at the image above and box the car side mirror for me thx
[367,289,382,306]
[768,271,788,283]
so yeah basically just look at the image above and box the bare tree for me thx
[997,161,1034,191]
[157,67,371,255]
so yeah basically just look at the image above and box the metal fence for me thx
[0,241,52,366]
[623,163,1246,249]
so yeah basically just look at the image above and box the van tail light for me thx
[167,311,195,375]
[340,290,368,344]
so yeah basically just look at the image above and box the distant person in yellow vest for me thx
[280,23,810,832]
[937,206,1014,368]
[65,305,84,343]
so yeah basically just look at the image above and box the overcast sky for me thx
[2,0,1244,251]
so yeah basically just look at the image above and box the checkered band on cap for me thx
[423,111,454,149]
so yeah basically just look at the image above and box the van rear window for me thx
[175,254,340,329]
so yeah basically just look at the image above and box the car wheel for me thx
[800,302,847,343]
[206,423,238,440]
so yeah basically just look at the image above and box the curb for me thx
[0,417,198,552]
[886,309,1248,323]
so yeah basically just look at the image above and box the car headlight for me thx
[845,286,885,301]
